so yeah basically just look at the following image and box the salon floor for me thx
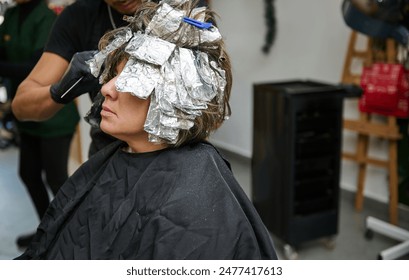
[1,145,409,260]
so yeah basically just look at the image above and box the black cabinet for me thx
[252,80,346,249]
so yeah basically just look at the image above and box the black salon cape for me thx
[16,141,277,260]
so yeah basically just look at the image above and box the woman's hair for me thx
[98,0,232,147]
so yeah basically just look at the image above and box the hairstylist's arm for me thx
[12,52,67,121]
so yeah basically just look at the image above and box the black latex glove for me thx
[50,51,101,104]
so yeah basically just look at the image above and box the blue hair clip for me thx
[183,16,212,30]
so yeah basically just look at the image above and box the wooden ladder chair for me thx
[342,31,401,225]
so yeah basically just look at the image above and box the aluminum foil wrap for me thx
[196,27,222,45]
[187,6,222,46]
[141,46,228,143]
[161,0,190,6]
[146,3,184,38]
[115,57,161,99]
[87,27,133,78]
[86,1,228,144]
[147,3,222,46]
[191,6,206,21]
[125,33,176,66]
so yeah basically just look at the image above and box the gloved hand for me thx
[50,50,101,104]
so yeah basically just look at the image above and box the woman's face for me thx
[100,60,151,144]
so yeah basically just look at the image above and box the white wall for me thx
[209,0,390,203]
[77,0,390,203]
[210,0,350,155]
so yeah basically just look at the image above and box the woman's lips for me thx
[101,105,116,116]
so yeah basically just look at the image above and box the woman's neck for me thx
[125,139,168,154]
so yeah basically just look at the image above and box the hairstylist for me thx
[11,0,148,157]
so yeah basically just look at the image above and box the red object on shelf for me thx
[359,63,409,118]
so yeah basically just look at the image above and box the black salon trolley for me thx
[252,80,353,259]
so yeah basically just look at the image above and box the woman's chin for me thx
[100,122,113,136]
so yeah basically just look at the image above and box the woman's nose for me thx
[101,77,118,99]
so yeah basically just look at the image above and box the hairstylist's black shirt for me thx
[44,0,126,156]
[45,0,125,63]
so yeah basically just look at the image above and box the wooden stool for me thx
[341,31,401,225]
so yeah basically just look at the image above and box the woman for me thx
[16,0,277,260]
